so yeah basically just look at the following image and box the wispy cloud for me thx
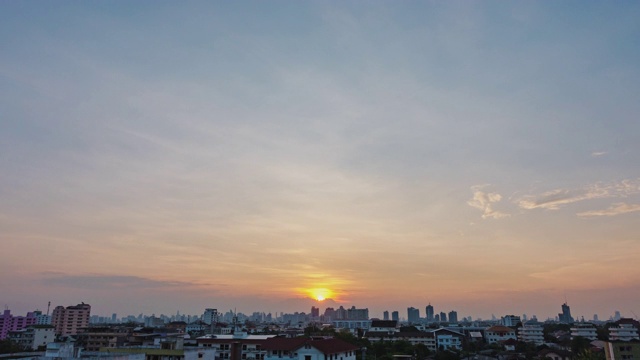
[42,273,211,290]
[517,179,640,210]
[591,151,607,157]
[468,185,510,219]
[577,203,640,217]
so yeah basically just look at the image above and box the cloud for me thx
[577,203,640,217]
[591,151,607,157]
[517,178,640,210]
[468,185,510,219]
[41,273,210,290]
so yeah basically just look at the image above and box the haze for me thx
[1,1,639,320]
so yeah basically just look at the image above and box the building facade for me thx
[0,309,37,339]
[52,303,91,336]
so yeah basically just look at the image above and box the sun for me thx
[307,288,333,302]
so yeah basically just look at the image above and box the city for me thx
[1,301,639,360]
[3,3,640,360]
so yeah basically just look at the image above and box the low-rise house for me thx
[197,333,278,360]
[368,320,398,333]
[539,348,572,360]
[262,337,359,360]
[485,326,516,344]
[102,336,217,360]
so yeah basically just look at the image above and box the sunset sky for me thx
[2,1,640,321]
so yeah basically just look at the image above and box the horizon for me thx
[2,2,640,322]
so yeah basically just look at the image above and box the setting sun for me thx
[307,288,333,301]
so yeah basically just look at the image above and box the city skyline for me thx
[2,2,640,319]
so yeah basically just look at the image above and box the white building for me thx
[502,315,521,327]
[609,324,639,341]
[518,324,544,345]
[331,320,370,330]
[484,325,517,344]
[263,337,359,360]
[8,325,55,350]
[434,329,464,351]
[571,324,598,340]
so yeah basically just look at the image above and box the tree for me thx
[0,339,27,354]
[571,336,591,355]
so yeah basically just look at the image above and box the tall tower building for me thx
[391,311,399,321]
[558,303,574,323]
[311,307,320,318]
[383,311,389,321]
[203,308,218,325]
[440,312,447,323]
[448,311,458,323]
[426,304,434,322]
[51,303,91,336]
[407,307,420,323]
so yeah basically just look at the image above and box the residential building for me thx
[76,326,131,351]
[433,328,463,350]
[426,304,434,323]
[501,315,520,327]
[103,336,217,360]
[609,324,639,341]
[262,337,359,360]
[365,331,436,349]
[52,303,91,336]
[310,307,320,319]
[391,311,399,322]
[365,328,463,352]
[484,325,516,344]
[331,320,370,330]
[368,320,398,333]
[7,325,55,350]
[197,333,277,360]
[518,324,544,345]
[448,311,458,324]
[439,312,447,323]
[570,323,598,340]
[0,309,37,339]
[605,342,640,360]
[203,309,219,325]
[407,308,420,323]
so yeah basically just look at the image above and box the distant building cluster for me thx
[1,301,639,360]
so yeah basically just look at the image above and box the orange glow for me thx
[306,288,333,301]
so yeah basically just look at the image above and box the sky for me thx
[1,1,640,322]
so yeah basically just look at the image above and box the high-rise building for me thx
[323,308,335,322]
[51,303,91,336]
[448,311,458,324]
[440,312,447,323]
[426,304,434,322]
[407,307,420,323]
[383,311,389,320]
[501,315,521,327]
[311,307,320,318]
[391,311,399,321]
[558,303,574,323]
[203,308,218,325]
